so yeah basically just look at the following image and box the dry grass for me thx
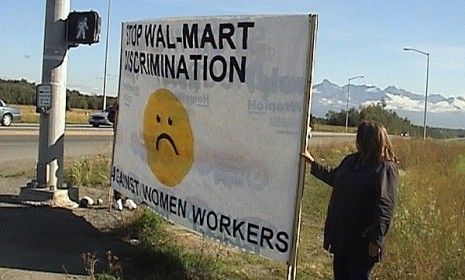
[301,139,465,279]
[17,105,92,124]
[68,139,465,279]
[375,139,465,279]
[312,123,357,133]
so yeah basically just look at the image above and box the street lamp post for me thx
[345,75,364,132]
[403,47,430,139]
[102,0,111,111]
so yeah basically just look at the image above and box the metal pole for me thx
[102,0,111,111]
[423,54,429,139]
[286,14,318,280]
[345,79,350,132]
[345,75,363,133]
[37,0,70,190]
[403,48,429,139]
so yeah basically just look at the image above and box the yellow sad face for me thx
[143,89,194,187]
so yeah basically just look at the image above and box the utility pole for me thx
[403,47,430,139]
[37,0,70,190]
[345,75,364,133]
[102,0,111,111]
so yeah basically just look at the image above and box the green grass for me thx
[114,209,236,280]
[457,155,465,173]
[67,139,465,279]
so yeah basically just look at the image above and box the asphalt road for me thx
[0,124,114,163]
[0,124,354,163]
[1,134,113,162]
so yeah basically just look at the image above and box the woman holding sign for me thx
[301,120,398,280]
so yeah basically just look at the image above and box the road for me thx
[0,124,354,163]
[0,124,114,163]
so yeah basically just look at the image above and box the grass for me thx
[17,105,93,124]
[312,123,357,133]
[457,155,465,173]
[66,139,465,279]
[375,139,465,279]
[64,154,111,188]
[0,169,33,178]
[118,210,230,280]
[302,139,465,279]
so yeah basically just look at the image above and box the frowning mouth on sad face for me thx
[156,132,179,155]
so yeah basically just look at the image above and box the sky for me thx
[1,0,465,100]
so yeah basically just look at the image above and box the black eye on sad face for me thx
[156,114,173,126]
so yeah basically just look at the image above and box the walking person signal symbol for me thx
[66,11,101,45]
[76,17,89,40]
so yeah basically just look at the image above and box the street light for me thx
[403,47,430,139]
[102,0,111,110]
[345,75,364,132]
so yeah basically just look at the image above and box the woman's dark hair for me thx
[356,120,397,164]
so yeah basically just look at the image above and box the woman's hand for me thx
[300,150,315,164]
[368,242,381,257]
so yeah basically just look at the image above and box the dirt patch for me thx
[0,160,136,279]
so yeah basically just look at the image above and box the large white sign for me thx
[112,15,315,262]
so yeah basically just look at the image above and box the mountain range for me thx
[311,79,465,129]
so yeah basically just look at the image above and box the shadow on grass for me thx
[110,209,218,280]
[123,246,192,280]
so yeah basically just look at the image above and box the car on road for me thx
[88,106,115,127]
[0,99,21,126]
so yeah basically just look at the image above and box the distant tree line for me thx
[0,78,116,110]
[312,101,465,139]
[2,78,463,138]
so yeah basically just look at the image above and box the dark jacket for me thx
[311,153,398,260]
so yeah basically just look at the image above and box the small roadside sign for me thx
[36,84,52,113]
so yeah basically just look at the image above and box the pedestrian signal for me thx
[67,11,101,45]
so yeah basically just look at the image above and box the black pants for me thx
[333,254,375,280]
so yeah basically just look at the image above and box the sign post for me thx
[36,0,70,190]
[287,14,318,280]
[36,1,100,190]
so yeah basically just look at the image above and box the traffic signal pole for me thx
[37,0,70,190]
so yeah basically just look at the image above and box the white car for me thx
[0,99,21,126]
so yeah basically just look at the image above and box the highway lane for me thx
[1,125,354,163]
[2,123,113,134]
[1,134,114,163]
[7,123,112,129]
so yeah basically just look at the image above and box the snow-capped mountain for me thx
[311,79,465,129]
